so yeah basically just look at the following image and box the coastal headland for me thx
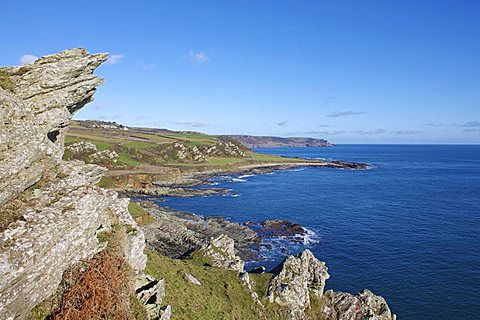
[0,48,395,320]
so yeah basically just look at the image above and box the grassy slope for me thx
[145,250,289,320]
[66,121,308,171]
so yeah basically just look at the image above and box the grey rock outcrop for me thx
[184,272,202,285]
[0,48,146,319]
[267,249,329,319]
[135,274,166,319]
[142,203,258,260]
[321,289,396,320]
[66,141,119,164]
[0,48,107,205]
[266,249,395,320]
[204,234,245,273]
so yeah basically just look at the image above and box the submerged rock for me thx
[260,219,306,237]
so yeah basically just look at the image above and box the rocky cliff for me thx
[227,135,333,148]
[0,48,394,320]
[0,49,147,319]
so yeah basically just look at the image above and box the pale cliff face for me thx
[0,48,146,319]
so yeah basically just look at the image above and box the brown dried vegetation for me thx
[52,250,132,320]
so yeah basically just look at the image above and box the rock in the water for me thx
[321,289,396,320]
[267,249,330,319]
[142,203,258,260]
[184,272,202,285]
[204,234,245,273]
[260,219,305,237]
[0,48,147,320]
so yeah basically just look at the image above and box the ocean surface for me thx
[158,145,480,320]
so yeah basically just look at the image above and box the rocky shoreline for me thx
[134,200,310,266]
[0,48,395,320]
[119,160,369,198]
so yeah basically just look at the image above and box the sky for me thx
[1,1,479,144]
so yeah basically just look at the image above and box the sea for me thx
[158,145,480,320]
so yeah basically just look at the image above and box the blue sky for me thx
[1,1,479,143]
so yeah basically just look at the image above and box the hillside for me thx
[227,135,333,148]
[0,49,393,320]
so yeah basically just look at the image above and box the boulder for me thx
[204,234,245,273]
[321,289,396,320]
[267,249,329,319]
[135,274,166,319]
[184,272,202,286]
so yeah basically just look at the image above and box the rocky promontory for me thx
[0,49,152,319]
[0,49,394,320]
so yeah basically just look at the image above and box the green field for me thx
[65,120,303,171]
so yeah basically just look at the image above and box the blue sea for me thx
[159,145,480,320]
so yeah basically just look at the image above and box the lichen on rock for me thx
[267,249,329,319]
[204,234,245,273]
[0,48,146,319]
[321,289,396,320]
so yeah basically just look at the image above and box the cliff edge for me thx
[0,48,146,319]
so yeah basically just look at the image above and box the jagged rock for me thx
[0,48,107,206]
[0,49,147,319]
[202,141,247,157]
[160,305,172,320]
[88,149,119,163]
[267,250,330,319]
[239,272,263,307]
[135,274,166,319]
[204,234,245,273]
[321,289,396,320]
[66,141,98,154]
[142,204,258,260]
[184,272,202,285]
[260,219,306,237]
[66,141,118,164]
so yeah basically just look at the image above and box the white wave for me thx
[301,228,319,245]
[230,193,241,197]
[287,168,305,172]
[238,174,255,179]
[231,178,247,182]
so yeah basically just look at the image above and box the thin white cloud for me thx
[352,129,386,135]
[20,54,38,65]
[173,119,210,128]
[396,130,423,135]
[463,128,480,133]
[186,51,210,64]
[106,54,125,64]
[304,130,346,135]
[327,111,367,118]
[460,121,480,127]
[142,63,157,70]
[425,122,444,127]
